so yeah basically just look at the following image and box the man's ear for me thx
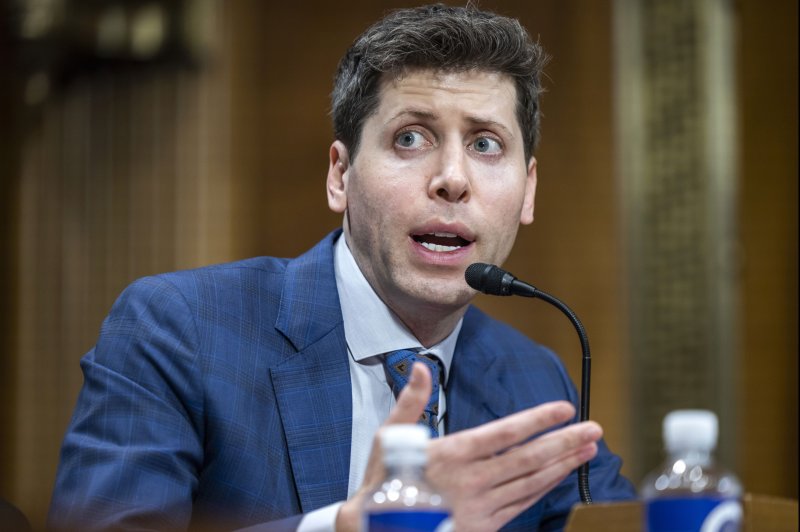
[520,157,538,225]
[327,140,350,214]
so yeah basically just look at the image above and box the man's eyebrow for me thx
[386,109,438,124]
[386,109,516,138]
[464,115,515,139]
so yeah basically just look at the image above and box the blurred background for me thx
[0,0,796,528]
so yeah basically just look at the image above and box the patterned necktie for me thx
[385,349,442,437]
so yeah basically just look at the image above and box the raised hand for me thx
[336,362,601,532]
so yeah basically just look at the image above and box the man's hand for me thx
[336,362,601,532]
[427,399,599,531]
[336,362,435,531]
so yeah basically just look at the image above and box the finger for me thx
[488,442,598,524]
[481,421,602,487]
[385,361,431,426]
[449,442,597,532]
[428,421,600,508]
[430,401,576,463]
[359,363,433,494]
[526,422,601,471]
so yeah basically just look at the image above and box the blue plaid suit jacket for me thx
[49,230,634,531]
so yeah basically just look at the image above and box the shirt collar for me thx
[333,234,459,384]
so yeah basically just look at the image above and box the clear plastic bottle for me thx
[640,410,743,532]
[363,424,452,532]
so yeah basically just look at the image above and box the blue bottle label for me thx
[645,496,742,532]
[366,510,451,532]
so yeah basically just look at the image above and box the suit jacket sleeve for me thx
[48,275,305,531]
[451,309,636,531]
[533,348,636,531]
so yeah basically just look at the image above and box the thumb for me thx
[385,361,432,425]
[354,362,432,500]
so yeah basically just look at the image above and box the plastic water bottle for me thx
[363,424,451,532]
[640,410,743,532]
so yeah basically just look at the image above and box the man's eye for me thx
[472,137,502,154]
[395,131,425,148]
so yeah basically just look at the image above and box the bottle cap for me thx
[380,424,430,466]
[663,409,718,453]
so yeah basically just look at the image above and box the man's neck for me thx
[386,299,468,348]
[335,233,467,349]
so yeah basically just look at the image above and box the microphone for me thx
[465,262,594,505]
[464,262,537,297]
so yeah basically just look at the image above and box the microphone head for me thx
[465,263,512,296]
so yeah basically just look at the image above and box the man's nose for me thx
[428,142,471,203]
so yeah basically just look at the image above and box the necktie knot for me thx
[385,349,442,437]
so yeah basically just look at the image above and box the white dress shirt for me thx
[297,234,461,531]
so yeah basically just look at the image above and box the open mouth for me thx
[412,232,472,253]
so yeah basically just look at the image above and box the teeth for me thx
[420,242,461,252]
[431,232,458,238]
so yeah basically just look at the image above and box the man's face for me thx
[327,69,537,317]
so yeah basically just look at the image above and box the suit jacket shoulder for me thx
[449,305,636,531]
[49,230,352,531]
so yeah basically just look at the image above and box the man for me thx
[49,4,634,531]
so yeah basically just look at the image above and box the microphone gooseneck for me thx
[465,263,593,505]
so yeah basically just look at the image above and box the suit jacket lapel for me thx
[446,307,513,433]
[271,231,352,512]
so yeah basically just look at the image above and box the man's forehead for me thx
[380,67,515,93]
[375,68,519,120]
[367,70,520,143]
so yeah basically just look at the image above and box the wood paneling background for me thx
[737,0,798,499]
[0,0,795,528]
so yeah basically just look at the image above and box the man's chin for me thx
[404,284,474,313]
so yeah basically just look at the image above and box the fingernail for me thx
[585,423,602,440]
[408,365,418,385]
[580,443,598,461]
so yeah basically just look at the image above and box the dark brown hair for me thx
[331,3,549,161]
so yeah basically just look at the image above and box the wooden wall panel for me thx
[737,0,798,498]
[9,9,233,526]
[3,0,795,528]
